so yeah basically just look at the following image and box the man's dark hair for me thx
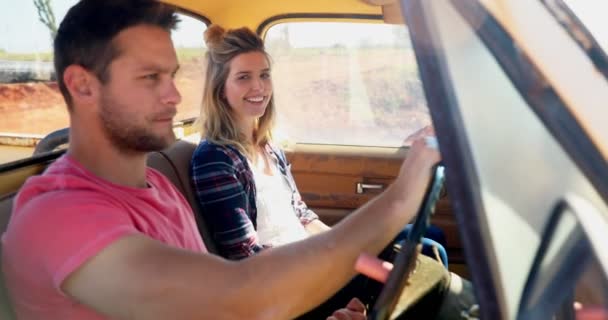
[54,0,179,109]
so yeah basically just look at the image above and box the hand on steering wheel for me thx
[369,164,446,320]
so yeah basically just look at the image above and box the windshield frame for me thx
[401,0,608,317]
[540,0,608,80]
[448,0,608,206]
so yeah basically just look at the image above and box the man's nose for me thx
[162,80,182,105]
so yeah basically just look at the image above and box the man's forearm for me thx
[235,182,423,319]
[68,146,436,320]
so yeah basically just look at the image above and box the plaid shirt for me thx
[190,141,319,260]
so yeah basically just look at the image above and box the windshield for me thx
[406,0,608,318]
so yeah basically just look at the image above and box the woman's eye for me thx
[261,73,271,79]
[238,75,249,80]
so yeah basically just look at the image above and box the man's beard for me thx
[99,95,176,154]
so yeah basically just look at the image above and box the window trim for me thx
[173,7,211,27]
[540,0,608,81]
[0,149,64,174]
[262,16,432,148]
[257,13,383,37]
[450,0,608,205]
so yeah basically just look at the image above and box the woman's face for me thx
[223,51,272,126]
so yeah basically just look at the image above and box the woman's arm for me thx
[191,144,263,259]
[271,146,322,228]
[305,219,331,235]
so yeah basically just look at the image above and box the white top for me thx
[249,157,309,247]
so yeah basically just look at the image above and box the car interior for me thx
[1,0,608,319]
[0,0,463,316]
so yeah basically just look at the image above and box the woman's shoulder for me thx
[192,140,243,165]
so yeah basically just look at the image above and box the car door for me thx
[400,0,608,318]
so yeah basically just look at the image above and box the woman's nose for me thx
[251,77,264,91]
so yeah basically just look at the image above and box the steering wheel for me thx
[369,164,446,320]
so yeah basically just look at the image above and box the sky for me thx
[0,0,205,53]
[1,0,607,54]
[0,0,398,53]
[1,0,74,53]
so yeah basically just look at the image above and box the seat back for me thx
[147,140,218,254]
[0,194,17,320]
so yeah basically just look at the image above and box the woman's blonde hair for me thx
[200,24,275,157]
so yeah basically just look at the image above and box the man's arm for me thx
[64,138,439,320]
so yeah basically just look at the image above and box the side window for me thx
[172,13,207,122]
[0,4,206,165]
[1,1,72,146]
[265,22,429,147]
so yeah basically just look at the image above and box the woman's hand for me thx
[327,298,367,320]
[402,124,435,146]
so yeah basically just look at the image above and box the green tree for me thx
[33,0,57,40]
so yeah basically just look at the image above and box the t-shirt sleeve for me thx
[9,191,140,293]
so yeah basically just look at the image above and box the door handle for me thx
[356,182,384,194]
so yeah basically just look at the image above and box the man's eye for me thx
[143,74,159,81]
[261,73,271,79]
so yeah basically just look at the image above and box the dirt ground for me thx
[0,82,67,134]
[0,51,430,146]
[0,71,203,135]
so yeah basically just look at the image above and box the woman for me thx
[190,24,447,260]
[191,25,332,260]
[190,25,461,319]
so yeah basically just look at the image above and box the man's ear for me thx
[63,65,99,106]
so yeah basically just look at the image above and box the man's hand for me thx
[327,298,367,320]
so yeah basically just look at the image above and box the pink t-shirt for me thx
[2,155,207,319]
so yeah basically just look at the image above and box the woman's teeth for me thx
[245,96,264,103]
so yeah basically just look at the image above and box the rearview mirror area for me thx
[518,196,608,320]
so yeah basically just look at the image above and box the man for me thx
[1,1,440,319]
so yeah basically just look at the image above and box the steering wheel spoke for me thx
[370,164,446,320]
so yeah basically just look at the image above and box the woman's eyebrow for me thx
[235,68,271,75]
